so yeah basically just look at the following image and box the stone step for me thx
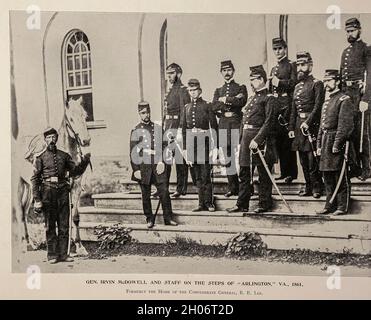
[79,221,371,255]
[120,179,371,196]
[92,193,371,214]
[79,207,371,238]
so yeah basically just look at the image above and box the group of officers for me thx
[31,17,370,262]
[130,17,371,228]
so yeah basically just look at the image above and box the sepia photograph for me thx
[4,0,371,300]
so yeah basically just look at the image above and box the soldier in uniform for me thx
[31,127,91,264]
[181,79,218,212]
[227,65,279,213]
[340,17,370,181]
[212,60,247,197]
[163,63,192,198]
[269,37,298,183]
[316,70,354,215]
[288,52,325,198]
[130,101,177,228]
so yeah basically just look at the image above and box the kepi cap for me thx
[249,65,267,82]
[138,101,150,112]
[166,63,183,74]
[296,51,313,64]
[272,37,287,48]
[323,69,340,81]
[220,60,235,71]
[345,17,361,30]
[187,78,201,90]
[43,127,58,138]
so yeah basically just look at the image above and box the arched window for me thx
[62,30,94,121]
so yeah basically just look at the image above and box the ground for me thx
[15,249,371,276]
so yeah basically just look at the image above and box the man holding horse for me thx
[31,127,91,264]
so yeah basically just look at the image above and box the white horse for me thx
[17,96,91,256]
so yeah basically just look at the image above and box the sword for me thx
[329,141,350,205]
[67,191,73,256]
[360,110,365,154]
[278,113,289,131]
[152,198,161,225]
[166,131,193,167]
[301,127,319,163]
[253,148,293,213]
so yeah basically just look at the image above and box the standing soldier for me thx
[269,37,298,183]
[212,60,247,197]
[31,127,91,264]
[130,102,177,228]
[182,79,218,212]
[163,63,192,198]
[227,66,279,213]
[316,70,354,215]
[288,52,325,198]
[340,17,370,181]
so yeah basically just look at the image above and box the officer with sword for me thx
[227,65,292,214]
[288,51,325,199]
[340,18,370,181]
[130,101,178,228]
[268,37,298,184]
[181,79,218,212]
[316,70,355,215]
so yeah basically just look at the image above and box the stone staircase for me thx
[79,179,371,255]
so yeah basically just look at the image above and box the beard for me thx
[297,71,309,81]
[47,141,56,151]
[347,33,360,43]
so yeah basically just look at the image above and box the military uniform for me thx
[339,18,370,179]
[130,103,174,225]
[212,60,247,195]
[182,79,218,211]
[289,52,324,196]
[31,128,90,261]
[234,66,278,212]
[317,70,355,214]
[163,64,192,195]
[269,38,298,181]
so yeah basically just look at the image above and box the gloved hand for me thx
[156,162,165,175]
[83,152,91,161]
[332,147,340,153]
[359,101,369,113]
[288,131,295,138]
[317,148,321,156]
[134,170,141,180]
[249,140,258,150]
[34,201,43,214]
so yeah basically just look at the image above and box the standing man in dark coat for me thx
[31,127,91,264]
[130,101,177,228]
[288,51,325,198]
[340,17,370,181]
[269,37,298,183]
[227,66,279,213]
[163,63,192,198]
[212,60,247,197]
[182,79,218,212]
[316,70,354,215]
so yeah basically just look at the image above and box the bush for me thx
[94,223,135,252]
[225,232,268,258]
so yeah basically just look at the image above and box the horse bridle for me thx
[64,113,93,171]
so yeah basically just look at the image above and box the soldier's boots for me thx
[224,191,238,198]
[316,208,332,215]
[226,206,249,213]
[165,220,178,226]
[332,209,347,216]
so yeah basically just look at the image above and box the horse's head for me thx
[65,97,91,147]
